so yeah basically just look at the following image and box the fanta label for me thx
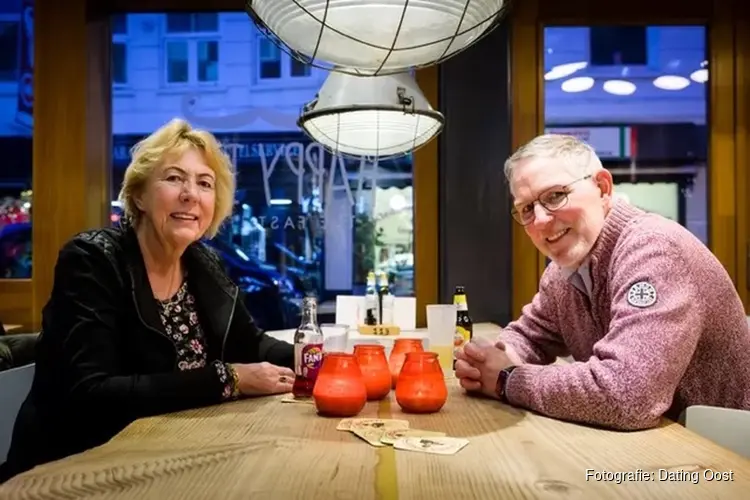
[300,343,323,379]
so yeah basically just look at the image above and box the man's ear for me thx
[593,169,614,199]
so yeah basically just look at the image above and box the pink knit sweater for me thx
[501,200,750,430]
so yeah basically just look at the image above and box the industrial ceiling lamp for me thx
[245,0,508,76]
[298,71,444,158]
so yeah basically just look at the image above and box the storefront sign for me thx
[545,126,632,159]
[224,141,357,209]
[113,134,411,210]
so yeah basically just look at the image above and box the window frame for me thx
[162,14,221,87]
[0,14,21,90]
[253,35,314,86]
[111,15,129,88]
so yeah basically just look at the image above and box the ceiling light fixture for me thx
[245,0,509,76]
[561,76,594,93]
[603,79,636,96]
[690,69,708,83]
[653,75,690,91]
[298,71,444,158]
[544,61,588,81]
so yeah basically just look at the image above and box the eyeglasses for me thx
[510,175,592,226]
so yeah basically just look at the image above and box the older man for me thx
[456,134,750,430]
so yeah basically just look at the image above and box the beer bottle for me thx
[292,296,324,398]
[364,271,378,325]
[453,285,473,369]
[377,271,394,324]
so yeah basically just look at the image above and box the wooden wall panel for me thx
[86,17,113,241]
[0,281,32,327]
[709,0,741,303]
[30,0,110,328]
[736,0,750,304]
[509,0,543,319]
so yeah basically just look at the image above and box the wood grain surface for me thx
[1,374,748,499]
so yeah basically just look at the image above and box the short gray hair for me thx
[503,134,603,183]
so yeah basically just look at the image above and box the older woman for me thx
[2,119,296,480]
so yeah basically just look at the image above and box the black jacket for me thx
[2,224,294,480]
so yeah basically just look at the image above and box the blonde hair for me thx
[118,118,235,239]
[504,134,602,184]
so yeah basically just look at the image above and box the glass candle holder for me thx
[395,351,448,414]
[388,338,424,389]
[312,353,368,418]
[353,344,391,400]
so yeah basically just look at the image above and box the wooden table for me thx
[1,377,748,499]
[2,322,748,498]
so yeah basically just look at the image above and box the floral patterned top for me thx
[156,280,239,401]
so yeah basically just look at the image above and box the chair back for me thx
[683,405,750,459]
[0,363,34,463]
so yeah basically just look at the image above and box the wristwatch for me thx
[495,366,517,403]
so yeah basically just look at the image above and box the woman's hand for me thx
[231,362,295,396]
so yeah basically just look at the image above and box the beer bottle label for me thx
[454,294,468,311]
[296,343,323,379]
[454,326,471,360]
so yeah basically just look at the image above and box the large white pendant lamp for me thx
[298,71,444,157]
[245,0,508,75]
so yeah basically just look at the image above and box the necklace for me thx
[157,280,188,315]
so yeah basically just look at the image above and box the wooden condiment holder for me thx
[356,324,401,336]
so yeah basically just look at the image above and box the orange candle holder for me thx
[353,344,392,400]
[388,338,424,389]
[312,353,368,418]
[395,351,448,414]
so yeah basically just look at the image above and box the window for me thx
[0,20,19,81]
[197,40,219,82]
[544,25,708,244]
[589,26,647,66]
[0,3,33,280]
[259,38,281,79]
[166,42,189,83]
[257,37,312,80]
[112,43,128,85]
[111,15,128,86]
[290,59,312,78]
[166,13,218,33]
[112,14,127,35]
[164,14,220,85]
[112,12,414,332]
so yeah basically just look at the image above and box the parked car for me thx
[0,223,302,332]
[205,237,303,330]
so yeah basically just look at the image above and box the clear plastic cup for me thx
[321,323,349,353]
[426,304,457,373]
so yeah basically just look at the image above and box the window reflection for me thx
[543,25,708,244]
[110,12,415,330]
[0,0,33,279]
